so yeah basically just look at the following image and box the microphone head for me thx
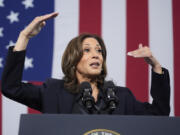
[104,81,118,111]
[79,81,94,110]
[79,81,92,94]
[103,81,116,96]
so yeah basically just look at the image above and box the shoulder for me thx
[45,78,64,84]
[43,78,65,89]
[115,86,129,92]
[115,86,134,97]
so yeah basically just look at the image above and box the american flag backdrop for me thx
[0,0,180,135]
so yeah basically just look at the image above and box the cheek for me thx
[100,56,103,64]
[77,57,89,70]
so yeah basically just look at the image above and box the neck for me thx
[76,73,99,102]
[76,70,97,84]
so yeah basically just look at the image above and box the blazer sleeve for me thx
[149,68,170,115]
[127,68,170,115]
[1,46,44,111]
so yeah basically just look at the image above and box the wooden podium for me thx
[18,114,180,135]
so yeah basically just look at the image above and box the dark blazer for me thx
[1,47,170,115]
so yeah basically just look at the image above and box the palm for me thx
[127,44,152,58]
[22,12,58,38]
[127,44,162,74]
[127,44,156,66]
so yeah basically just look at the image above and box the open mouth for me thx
[90,62,100,68]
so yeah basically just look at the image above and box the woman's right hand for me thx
[14,12,58,51]
[21,12,58,38]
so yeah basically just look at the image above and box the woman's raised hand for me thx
[127,44,163,74]
[14,12,58,51]
[21,12,58,38]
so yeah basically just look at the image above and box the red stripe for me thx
[126,0,149,102]
[79,0,102,35]
[0,81,2,135]
[28,82,42,114]
[172,0,180,116]
[28,108,41,114]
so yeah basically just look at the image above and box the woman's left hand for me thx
[127,44,163,74]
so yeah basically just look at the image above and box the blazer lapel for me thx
[57,82,76,113]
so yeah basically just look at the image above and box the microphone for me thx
[104,81,118,111]
[79,82,95,111]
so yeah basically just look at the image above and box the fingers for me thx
[41,12,59,21]
[33,12,59,24]
[127,50,140,58]
[127,43,150,58]
[139,43,143,48]
[21,12,59,38]
[40,21,46,27]
[26,12,58,32]
[127,43,142,57]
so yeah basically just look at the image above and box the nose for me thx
[92,55,99,59]
[91,50,99,59]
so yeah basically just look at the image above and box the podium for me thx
[18,114,180,135]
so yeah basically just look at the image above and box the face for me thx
[76,37,103,80]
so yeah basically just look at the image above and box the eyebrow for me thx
[83,43,101,47]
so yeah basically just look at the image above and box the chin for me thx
[88,71,101,77]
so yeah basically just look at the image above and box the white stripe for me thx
[52,0,79,78]
[148,0,174,116]
[2,96,27,135]
[102,0,126,87]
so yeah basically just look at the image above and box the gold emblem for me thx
[84,129,120,135]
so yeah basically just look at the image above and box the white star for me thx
[6,40,15,49]
[0,0,4,7]
[0,57,3,68]
[22,0,34,9]
[24,56,34,70]
[0,27,3,37]
[22,80,28,83]
[6,11,19,24]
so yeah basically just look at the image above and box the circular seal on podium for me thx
[84,129,120,135]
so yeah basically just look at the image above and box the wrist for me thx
[147,56,163,74]
[19,31,30,40]
[13,32,30,51]
[152,64,163,74]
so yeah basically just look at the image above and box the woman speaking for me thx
[1,12,170,115]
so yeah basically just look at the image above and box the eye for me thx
[83,48,90,52]
[97,49,102,53]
